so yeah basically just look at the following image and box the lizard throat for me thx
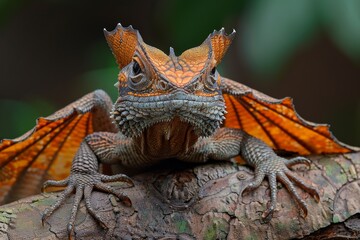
[111,94,226,138]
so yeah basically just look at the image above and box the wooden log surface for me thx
[0,152,360,239]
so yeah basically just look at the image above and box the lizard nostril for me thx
[159,81,167,90]
[157,79,169,91]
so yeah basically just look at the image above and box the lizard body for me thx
[0,23,357,237]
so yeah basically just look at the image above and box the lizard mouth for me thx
[112,93,226,138]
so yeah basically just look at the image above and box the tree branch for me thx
[1,153,360,239]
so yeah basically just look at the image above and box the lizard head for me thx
[104,23,235,138]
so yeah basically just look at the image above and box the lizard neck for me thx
[135,117,198,159]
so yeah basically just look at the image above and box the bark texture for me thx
[1,152,360,239]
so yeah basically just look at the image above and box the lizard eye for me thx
[204,67,218,91]
[210,67,216,76]
[132,60,142,75]
[129,60,150,91]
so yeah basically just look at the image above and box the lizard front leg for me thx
[41,132,141,235]
[184,128,320,221]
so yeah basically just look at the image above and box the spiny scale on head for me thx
[212,27,236,36]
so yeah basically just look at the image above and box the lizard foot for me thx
[41,172,133,236]
[242,156,320,222]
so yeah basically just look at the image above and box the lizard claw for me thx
[41,213,46,227]
[67,224,75,240]
[94,181,132,207]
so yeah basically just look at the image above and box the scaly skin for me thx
[39,24,324,236]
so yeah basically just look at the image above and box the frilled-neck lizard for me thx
[0,23,357,236]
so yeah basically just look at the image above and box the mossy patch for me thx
[0,209,16,224]
[320,158,347,185]
[171,213,191,234]
[203,218,228,240]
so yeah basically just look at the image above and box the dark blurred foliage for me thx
[0,0,359,146]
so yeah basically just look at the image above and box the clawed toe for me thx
[241,174,277,222]
[42,185,75,224]
[277,172,310,217]
[100,174,134,187]
[120,195,132,207]
[67,224,75,239]
[83,186,108,229]
[262,204,276,222]
[241,171,265,196]
[285,157,311,169]
[42,178,69,192]
[94,182,132,207]
[41,213,47,227]
[285,170,320,202]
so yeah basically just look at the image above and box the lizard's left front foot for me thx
[243,156,320,222]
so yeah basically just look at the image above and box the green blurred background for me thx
[0,0,359,146]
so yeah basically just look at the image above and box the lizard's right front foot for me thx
[41,171,133,235]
